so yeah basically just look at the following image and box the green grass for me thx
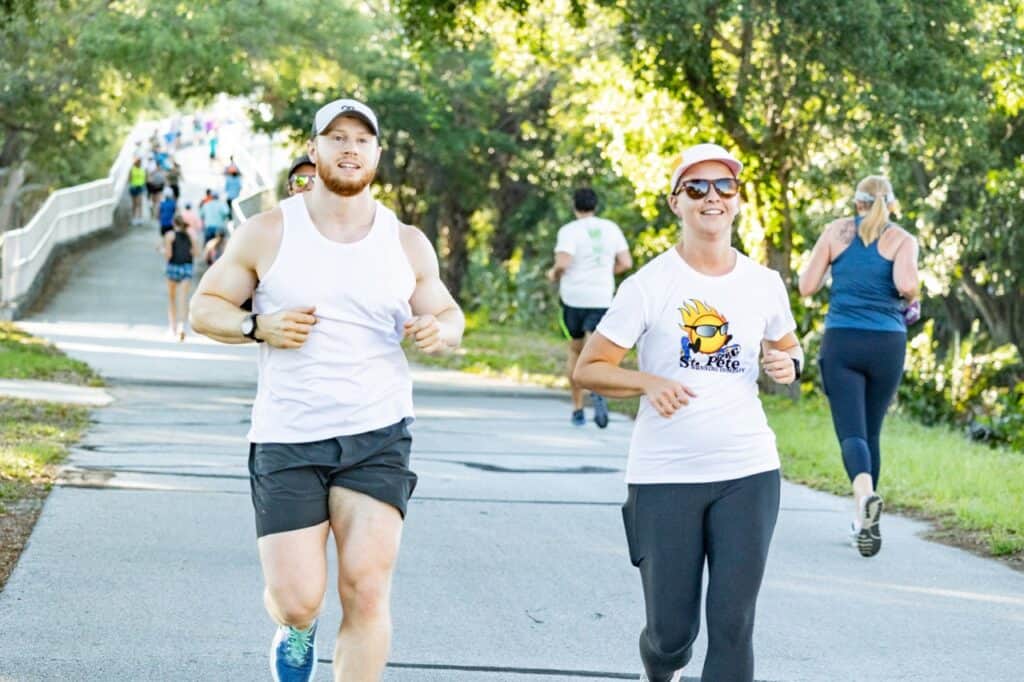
[406,323,573,388]
[406,315,642,416]
[0,398,90,513]
[0,323,102,386]
[411,319,1024,559]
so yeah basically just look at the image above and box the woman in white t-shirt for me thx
[575,143,803,682]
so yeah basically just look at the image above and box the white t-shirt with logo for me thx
[554,216,629,308]
[597,248,796,484]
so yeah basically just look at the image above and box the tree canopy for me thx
[4,1,1023,434]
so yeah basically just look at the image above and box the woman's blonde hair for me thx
[854,175,898,244]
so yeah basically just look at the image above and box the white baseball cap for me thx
[312,98,379,137]
[670,143,743,193]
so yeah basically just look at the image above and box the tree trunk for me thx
[767,166,793,282]
[960,274,1013,347]
[936,294,974,347]
[491,180,529,264]
[442,206,470,301]
[0,130,24,168]
[0,161,28,233]
[422,199,441,245]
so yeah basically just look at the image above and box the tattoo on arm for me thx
[838,219,856,245]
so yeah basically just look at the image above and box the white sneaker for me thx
[848,520,860,546]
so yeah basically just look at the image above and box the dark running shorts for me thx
[129,186,144,197]
[561,302,608,340]
[249,418,417,537]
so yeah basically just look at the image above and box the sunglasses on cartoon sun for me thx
[685,322,730,337]
[673,177,739,200]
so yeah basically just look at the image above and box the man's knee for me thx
[265,584,323,626]
[338,568,391,621]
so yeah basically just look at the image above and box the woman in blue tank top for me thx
[798,175,920,558]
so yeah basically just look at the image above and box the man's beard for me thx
[317,163,376,197]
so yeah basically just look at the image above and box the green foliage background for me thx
[3,0,1023,447]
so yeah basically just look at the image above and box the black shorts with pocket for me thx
[560,302,608,340]
[248,418,416,537]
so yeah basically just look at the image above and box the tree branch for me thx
[709,26,742,57]
[735,1,755,110]
[680,38,759,153]
[960,271,1011,345]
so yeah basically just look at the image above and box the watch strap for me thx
[244,313,263,342]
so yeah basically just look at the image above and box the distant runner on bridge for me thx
[189,97,464,682]
[164,214,199,342]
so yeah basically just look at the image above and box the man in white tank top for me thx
[190,98,465,682]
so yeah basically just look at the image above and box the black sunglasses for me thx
[673,177,739,200]
[685,322,729,337]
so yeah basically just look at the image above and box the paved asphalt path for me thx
[1,130,1021,681]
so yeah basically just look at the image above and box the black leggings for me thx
[819,327,906,486]
[622,470,780,682]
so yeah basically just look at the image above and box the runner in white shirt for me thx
[547,188,632,428]
[574,144,803,682]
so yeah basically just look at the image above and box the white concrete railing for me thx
[0,117,288,314]
[0,120,156,312]
[228,132,279,224]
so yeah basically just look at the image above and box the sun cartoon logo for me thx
[679,300,733,355]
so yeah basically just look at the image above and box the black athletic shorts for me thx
[248,418,416,537]
[560,302,608,340]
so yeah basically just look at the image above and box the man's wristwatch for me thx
[241,313,263,342]
[791,357,802,381]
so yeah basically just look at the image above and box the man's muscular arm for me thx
[400,225,464,354]
[189,210,318,348]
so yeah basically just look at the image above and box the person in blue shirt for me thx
[158,188,177,236]
[199,192,229,243]
[798,175,921,558]
[224,159,243,214]
[154,147,170,170]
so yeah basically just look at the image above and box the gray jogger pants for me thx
[622,469,780,682]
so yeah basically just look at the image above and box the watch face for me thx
[241,316,254,336]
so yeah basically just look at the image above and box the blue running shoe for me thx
[592,393,609,429]
[270,620,317,682]
[571,409,585,426]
